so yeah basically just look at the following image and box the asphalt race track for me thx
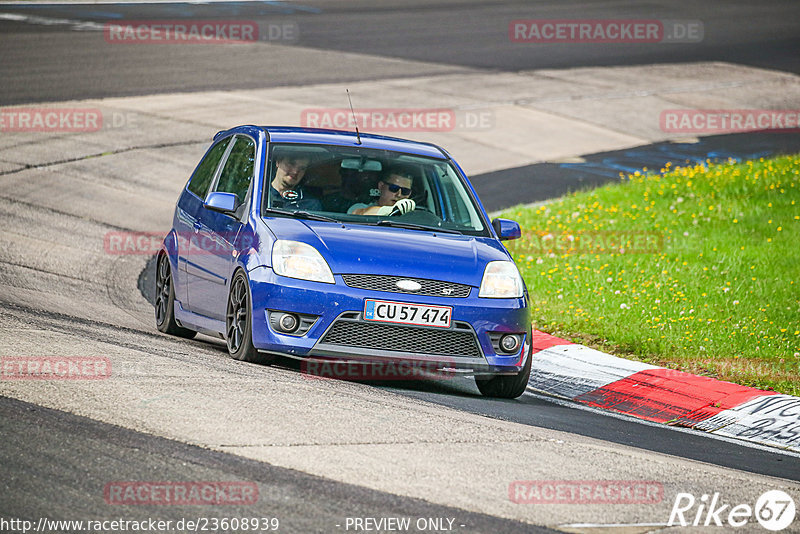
[1,1,799,532]
[0,396,552,533]
[2,0,800,105]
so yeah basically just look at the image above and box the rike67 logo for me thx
[669,490,796,531]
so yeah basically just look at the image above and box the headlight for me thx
[479,261,524,298]
[272,240,334,284]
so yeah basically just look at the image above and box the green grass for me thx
[500,154,800,396]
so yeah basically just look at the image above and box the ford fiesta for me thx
[155,125,531,398]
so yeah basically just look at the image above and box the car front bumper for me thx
[247,266,531,375]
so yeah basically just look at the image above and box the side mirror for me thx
[492,218,521,241]
[204,192,239,214]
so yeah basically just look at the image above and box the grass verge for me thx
[501,154,800,396]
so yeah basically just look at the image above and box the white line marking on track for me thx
[560,523,669,528]
[0,13,104,30]
[1,1,300,4]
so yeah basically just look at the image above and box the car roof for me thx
[260,126,449,160]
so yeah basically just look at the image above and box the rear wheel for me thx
[475,351,532,399]
[226,270,274,364]
[155,253,196,339]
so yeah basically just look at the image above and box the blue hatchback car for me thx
[156,125,531,398]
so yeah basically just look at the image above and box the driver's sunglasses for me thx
[386,183,412,196]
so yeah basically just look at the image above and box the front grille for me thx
[341,274,471,298]
[319,317,482,358]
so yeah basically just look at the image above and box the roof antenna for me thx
[346,89,362,145]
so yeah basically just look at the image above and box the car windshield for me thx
[262,143,487,235]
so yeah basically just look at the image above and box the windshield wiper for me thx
[263,208,339,223]
[371,220,462,234]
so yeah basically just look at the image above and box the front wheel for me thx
[155,253,196,339]
[226,271,274,364]
[475,352,532,399]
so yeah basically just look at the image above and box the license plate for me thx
[363,299,452,328]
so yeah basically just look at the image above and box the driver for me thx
[269,153,322,211]
[348,165,416,215]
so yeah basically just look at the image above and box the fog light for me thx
[278,313,299,333]
[500,334,520,353]
[268,310,318,336]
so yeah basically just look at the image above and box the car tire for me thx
[155,253,197,339]
[475,351,532,399]
[226,270,275,365]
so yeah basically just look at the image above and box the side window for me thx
[188,137,231,199]
[215,136,256,204]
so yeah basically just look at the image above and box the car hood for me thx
[264,218,512,287]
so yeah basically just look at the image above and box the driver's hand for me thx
[393,198,416,214]
[375,199,416,216]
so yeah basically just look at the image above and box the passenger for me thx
[348,165,416,216]
[269,154,322,210]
